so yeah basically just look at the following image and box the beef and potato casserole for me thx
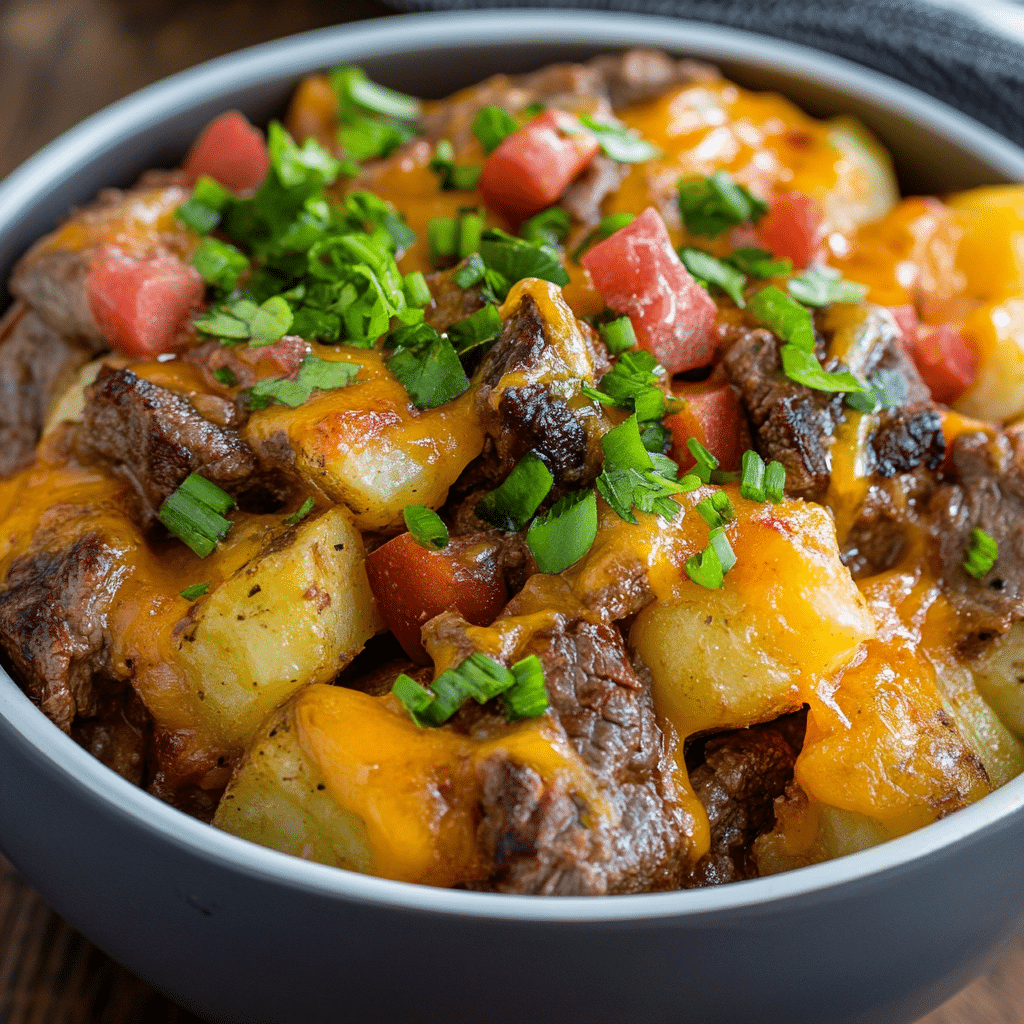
[1,48,1023,896]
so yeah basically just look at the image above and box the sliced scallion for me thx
[403,504,450,550]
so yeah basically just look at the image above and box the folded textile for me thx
[383,0,1024,146]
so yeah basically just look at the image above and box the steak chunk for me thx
[721,325,842,502]
[0,302,92,478]
[10,184,195,349]
[74,366,260,527]
[475,293,600,490]
[930,428,1024,646]
[470,619,691,895]
[685,722,800,887]
[0,530,127,732]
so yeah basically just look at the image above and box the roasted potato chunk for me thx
[175,508,381,746]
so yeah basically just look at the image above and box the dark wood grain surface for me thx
[0,1,1021,1021]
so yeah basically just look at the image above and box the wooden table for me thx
[0,1,1021,1020]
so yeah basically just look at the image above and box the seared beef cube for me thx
[475,292,601,491]
[10,184,195,350]
[0,531,125,732]
[722,325,842,502]
[685,722,800,887]
[472,619,691,895]
[0,302,92,478]
[74,366,260,527]
[930,427,1024,646]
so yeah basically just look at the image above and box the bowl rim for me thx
[3,7,1024,923]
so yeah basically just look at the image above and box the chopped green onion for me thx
[393,650,543,727]
[158,473,236,557]
[333,66,422,122]
[448,304,502,354]
[428,217,460,266]
[707,526,737,574]
[505,654,550,720]
[685,542,725,590]
[521,207,571,248]
[579,115,660,163]
[458,653,517,703]
[472,105,520,153]
[428,140,482,192]
[176,176,232,234]
[180,583,210,601]
[845,367,910,413]
[779,345,867,394]
[696,490,737,529]
[213,366,238,388]
[248,355,361,410]
[764,460,786,503]
[403,270,432,308]
[729,247,792,278]
[458,214,485,259]
[581,349,665,420]
[787,268,868,308]
[386,332,469,410]
[740,450,766,501]
[392,673,437,726]
[195,296,294,347]
[403,504,450,550]
[478,232,570,288]
[602,414,654,471]
[452,253,486,290]
[680,247,747,307]
[747,285,816,352]
[677,171,768,239]
[475,452,554,532]
[599,316,637,355]
[284,497,316,526]
[573,212,635,260]
[687,437,719,484]
[963,527,999,579]
[596,416,689,524]
[191,237,250,294]
[527,488,598,574]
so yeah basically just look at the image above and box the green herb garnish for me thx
[403,504,450,551]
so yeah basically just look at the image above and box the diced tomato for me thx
[364,532,507,664]
[87,256,205,357]
[888,305,978,405]
[665,380,751,473]
[183,111,269,194]
[478,109,600,220]
[581,207,718,374]
[756,191,824,270]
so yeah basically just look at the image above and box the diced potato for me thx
[215,682,602,886]
[946,185,1024,302]
[174,508,381,747]
[825,116,899,229]
[243,350,486,531]
[213,700,373,872]
[796,638,991,836]
[970,620,1024,741]
[630,492,875,739]
[957,297,1024,421]
[43,356,129,436]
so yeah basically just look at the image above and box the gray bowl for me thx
[1,11,1024,1024]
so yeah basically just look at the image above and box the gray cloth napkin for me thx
[384,0,1024,147]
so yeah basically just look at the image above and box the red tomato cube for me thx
[478,109,600,220]
[756,191,825,270]
[87,256,205,357]
[183,111,270,194]
[364,532,507,664]
[888,305,978,405]
[665,380,751,473]
[582,207,718,374]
